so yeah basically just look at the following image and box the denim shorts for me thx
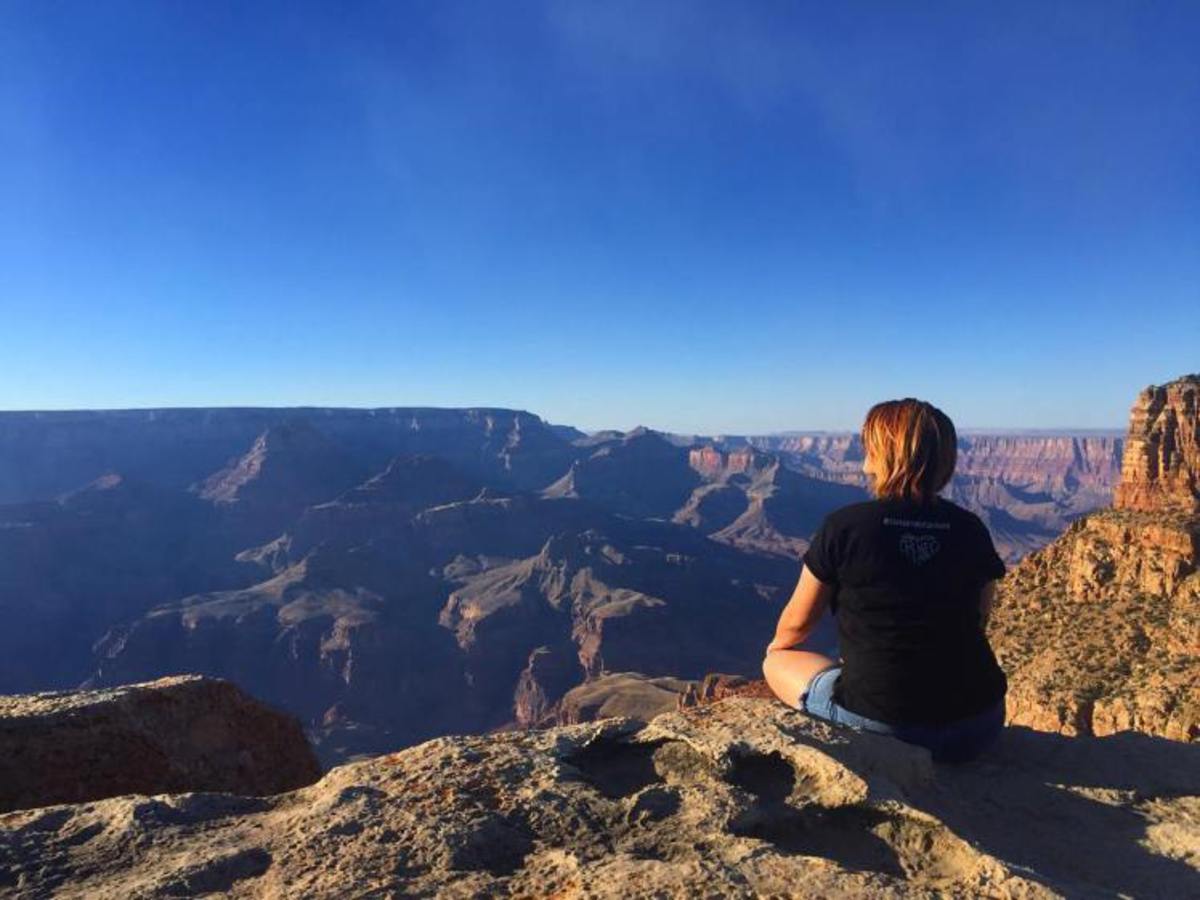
[802,666,1004,763]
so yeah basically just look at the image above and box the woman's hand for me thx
[766,565,834,655]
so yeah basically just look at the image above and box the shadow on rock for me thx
[914,726,1200,898]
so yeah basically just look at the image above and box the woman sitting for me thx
[763,398,1007,762]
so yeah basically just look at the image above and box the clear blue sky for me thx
[2,2,1197,433]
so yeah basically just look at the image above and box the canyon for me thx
[0,376,1196,896]
[0,406,1126,762]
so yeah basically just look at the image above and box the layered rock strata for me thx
[734,432,1123,561]
[0,676,320,815]
[1114,375,1200,514]
[991,509,1199,741]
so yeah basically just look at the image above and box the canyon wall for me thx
[729,432,1123,561]
[990,375,1200,741]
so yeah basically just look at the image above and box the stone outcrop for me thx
[0,676,320,815]
[1114,375,1200,515]
[989,374,1200,742]
[990,509,1199,742]
[2,696,1196,897]
[555,672,695,725]
[513,645,581,727]
[678,672,776,708]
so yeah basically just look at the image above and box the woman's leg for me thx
[762,649,837,709]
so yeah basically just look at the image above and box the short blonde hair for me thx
[861,399,957,502]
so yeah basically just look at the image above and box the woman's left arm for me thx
[766,566,835,653]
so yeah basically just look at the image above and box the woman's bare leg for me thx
[762,649,837,709]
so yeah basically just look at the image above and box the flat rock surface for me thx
[0,676,320,815]
[2,696,1196,898]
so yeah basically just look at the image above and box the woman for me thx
[763,399,1007,762]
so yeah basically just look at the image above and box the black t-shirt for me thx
[802,496,1007,725]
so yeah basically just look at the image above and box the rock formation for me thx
[542,428,702,519]
[989,375,1200,742]
[678,445,867,559]
[990,508,1199,741]
[554,672,695,725]
[2,694,1195,897]
[0,676,319,815]
[678,672,776,708]
[1114,375,1200,514]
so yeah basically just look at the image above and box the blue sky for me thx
[2,2,1197,433]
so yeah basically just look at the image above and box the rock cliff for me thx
[989,375,1200,742]
[990,508,1199,741]
[1114,375,1200,515]
[0,676,320,815]
[2,695,1195,897]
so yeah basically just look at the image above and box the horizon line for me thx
[0,404,1127,437]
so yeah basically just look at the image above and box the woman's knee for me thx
[763,649,835,708]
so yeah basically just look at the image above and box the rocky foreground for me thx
[2,689,1197,898]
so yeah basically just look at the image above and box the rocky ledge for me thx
[0,676,320,815]
[3,694,1197,898]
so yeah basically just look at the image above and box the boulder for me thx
[0,676,320,814]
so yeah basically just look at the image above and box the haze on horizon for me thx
[2,2,1197,434]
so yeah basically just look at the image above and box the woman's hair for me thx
[861,399,957,502]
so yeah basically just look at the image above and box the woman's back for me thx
[803,495,1007,725]
[764,397,1009,762]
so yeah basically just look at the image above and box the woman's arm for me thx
[766,565,835,653]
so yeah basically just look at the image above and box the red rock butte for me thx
[1114,374,1200,515]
